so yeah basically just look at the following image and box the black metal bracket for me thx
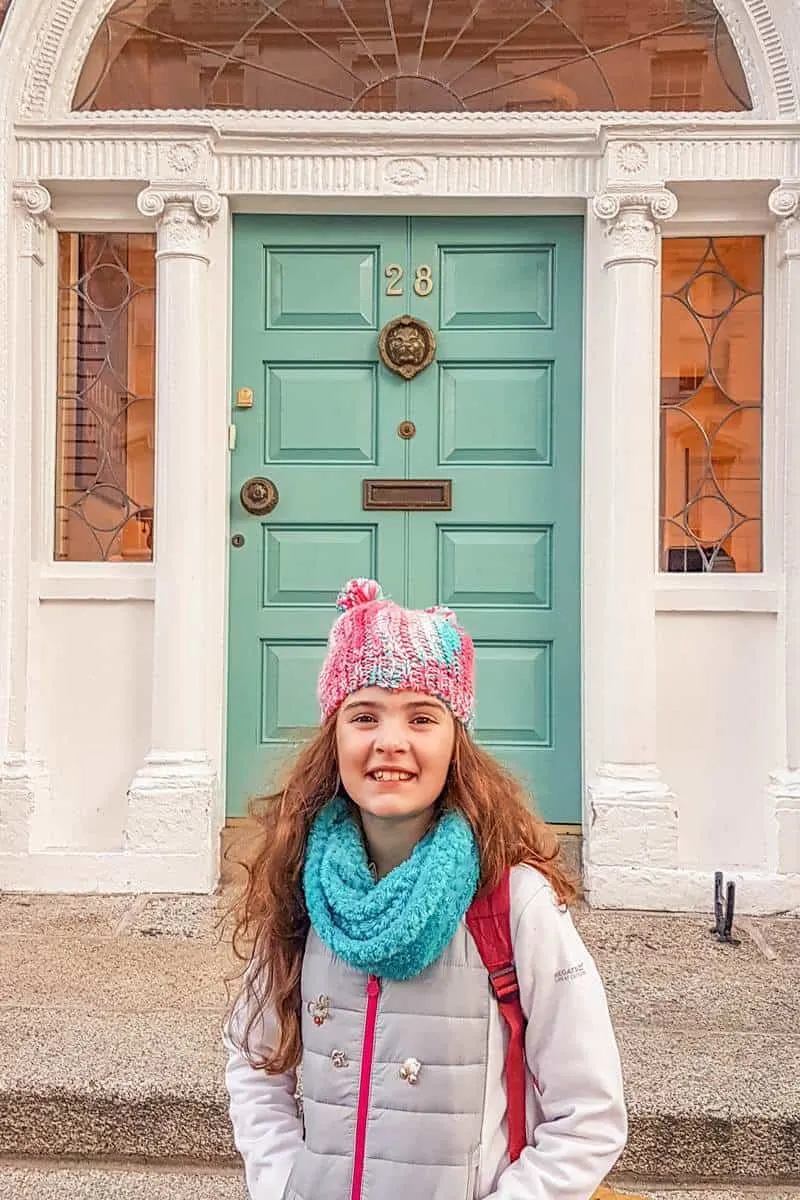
[710,870,740,946]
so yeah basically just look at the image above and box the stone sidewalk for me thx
[0,889,797,1196]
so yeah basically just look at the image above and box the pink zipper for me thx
[351,974,381,1200]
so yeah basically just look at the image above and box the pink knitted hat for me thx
[318,579,475,725]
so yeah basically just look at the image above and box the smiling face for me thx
[335,687,456,827]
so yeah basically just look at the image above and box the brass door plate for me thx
[236,387,254,409]
[362,479,452,511]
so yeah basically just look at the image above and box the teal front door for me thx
[228,215,582,822]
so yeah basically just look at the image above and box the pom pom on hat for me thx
[336,578,384,613]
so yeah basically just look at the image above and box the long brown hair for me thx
[229,718,577,1073]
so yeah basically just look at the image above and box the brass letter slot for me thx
[362,479,452,511]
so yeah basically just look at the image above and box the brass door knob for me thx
[240,477,279,515]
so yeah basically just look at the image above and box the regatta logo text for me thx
[554,963,587,983]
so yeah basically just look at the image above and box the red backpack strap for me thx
[465,867,528,1164]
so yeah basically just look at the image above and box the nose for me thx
[374,721,410,754]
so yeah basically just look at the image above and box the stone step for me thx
[0,1009,237,1164]
[0,1006,796,1181]
[0,893,796,1186]
[1,1173,798,1200]
[0,1164,247,1200]
[630,1193,800,1199]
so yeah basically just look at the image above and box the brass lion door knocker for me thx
[378,315,436,380]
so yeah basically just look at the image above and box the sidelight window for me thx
[659,236,763,573]
[55,233,156,563]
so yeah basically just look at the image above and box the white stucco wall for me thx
[30,601,785,881]
[37,600,152,852]
[25,593,791,891]
[656,611,780,874]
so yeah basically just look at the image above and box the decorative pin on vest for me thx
[399,1056,422,1085]
[307,994,330,1026]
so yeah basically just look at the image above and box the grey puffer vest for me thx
[284,925,491,1200]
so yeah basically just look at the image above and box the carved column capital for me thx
[12,182,52,261]
[136,188,222,257]
[592,189,678,267]
[769,185,800,260]
[768,184,800,221]
[12,182,52,217]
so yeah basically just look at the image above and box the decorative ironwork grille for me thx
[56,233,156,562]
[660,237,763,573]
[74,0,751,113]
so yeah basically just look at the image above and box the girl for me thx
[225,579,627,1200]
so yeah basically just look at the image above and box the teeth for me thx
[372,770,414,781]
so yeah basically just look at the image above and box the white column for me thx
[127,187,222,887]
[0,184,53,871]
[585,190,679,898]
[767,185,800,876]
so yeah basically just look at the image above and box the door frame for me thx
[218,194,601,839]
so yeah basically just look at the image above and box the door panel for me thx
[228,215,582,821]
[439,363,553,464]
[228,217,407,808]
[405,218,582,816]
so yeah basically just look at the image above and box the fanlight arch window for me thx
[74,0,751,114]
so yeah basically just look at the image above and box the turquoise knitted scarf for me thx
[303,796,480,981]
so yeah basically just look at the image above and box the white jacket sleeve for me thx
[223,990,304,1200]
[489,875,627,1199]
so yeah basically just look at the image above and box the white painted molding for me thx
[586,789,681,869]
[126,754,217,857]
[766,183,800,808]
[769,183,800,260]
[768,183,800,219]
[585,773,680,879]
[12,126,800,200]
[768,771,800,876]
[593,189,679,265]
[0,848,219,892]
[12,180,51,261]
[592,190,679,221]
[0,175,54,872]
[11,181,51,215]
[713,0,793,117]
[136,187,222,223]
[136,187,222,258]
[586,865,800,914]
[654,585,780,612]
[124,180,222,890]
[583,184,680,879]
[0,756,51,859]
[37,567,156,601]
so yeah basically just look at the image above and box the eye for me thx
[411,714,435,725]
[351,712,377,724]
